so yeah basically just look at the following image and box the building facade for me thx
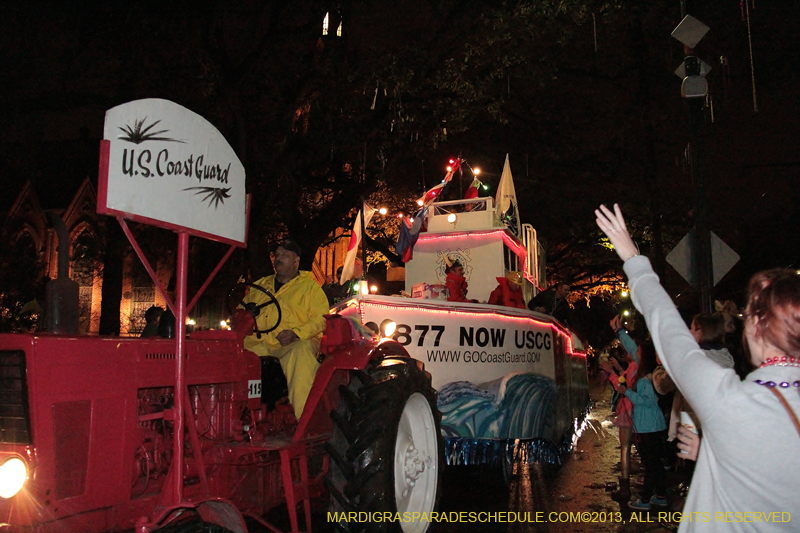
[1,179,171,335]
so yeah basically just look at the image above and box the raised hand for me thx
[599,360,614,374]
[594,204,639,262]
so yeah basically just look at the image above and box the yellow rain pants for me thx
[242,271,329,419]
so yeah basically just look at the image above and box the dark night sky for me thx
[1,0,798,308]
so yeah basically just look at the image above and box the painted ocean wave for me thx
[438,373,558,440]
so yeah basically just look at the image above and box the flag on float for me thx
[340,203,375,284]
[417,158,462,207]
[395,207,428,262]
[494,154,520,237]
[464,177,481,199]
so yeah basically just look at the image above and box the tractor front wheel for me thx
[326,356,442,533]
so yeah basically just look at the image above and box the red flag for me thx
[417,158,461,207]
[419,182,446,206]
[464,177,480,199]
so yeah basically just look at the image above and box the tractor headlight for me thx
[379,319,396,339]
[0,457,27,498]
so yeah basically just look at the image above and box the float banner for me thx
[99,98,246,245]
[339,296,562,389]
[336,295,585,442]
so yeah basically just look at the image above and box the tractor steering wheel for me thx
[231,282,283,336]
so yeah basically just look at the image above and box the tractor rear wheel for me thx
[326,356,442,533]
[153,520,235,533]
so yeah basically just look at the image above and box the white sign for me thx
[337,296,587,440]
[671,14,709,49]
[247,379,262,399]
[339,296,561,390]
[99,98,247,245]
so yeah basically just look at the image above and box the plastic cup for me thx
[680,411,699,434]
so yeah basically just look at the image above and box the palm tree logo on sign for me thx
[98,98,246,245]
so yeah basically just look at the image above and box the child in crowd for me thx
[600,316,640,502]
[620,340,668,510]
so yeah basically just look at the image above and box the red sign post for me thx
[98,99,248,507]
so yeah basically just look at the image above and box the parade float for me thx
[0,96,588,533]
[334,157,591,470]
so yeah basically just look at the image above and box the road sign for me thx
[674,59,711,78]
[671,15,709,49]
[667,230,739,288]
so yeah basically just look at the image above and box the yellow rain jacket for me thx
[242,271,329,418]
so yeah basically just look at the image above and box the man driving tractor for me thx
[242,239,329,419]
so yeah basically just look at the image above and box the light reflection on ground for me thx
[436,378,680,533]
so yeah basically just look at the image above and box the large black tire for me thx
[326,348,442,533]
[154,520,235,533]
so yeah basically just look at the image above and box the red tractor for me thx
[0,98,442,533]
[0,286,442,533]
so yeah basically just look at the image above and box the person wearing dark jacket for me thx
[528,281,570,324]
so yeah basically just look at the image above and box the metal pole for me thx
[171,231,189,502]
[687,88,714,313]
[360,198,367,280]
[676,2,713,313]
[458,163,463,199]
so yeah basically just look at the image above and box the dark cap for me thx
[274,239,302,258]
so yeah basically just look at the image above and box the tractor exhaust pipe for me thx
[45,213,80,334]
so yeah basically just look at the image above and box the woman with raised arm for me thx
[599,316,640,502]
[595,204,800,531]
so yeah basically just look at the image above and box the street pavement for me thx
[283,373,690,532]
[436,374,686,533]
[544,379,681,533]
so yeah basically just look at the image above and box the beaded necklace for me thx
[760,356,800,368]
[756,357,800,388]
[754,379,800,389]
[752,357,800,436]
